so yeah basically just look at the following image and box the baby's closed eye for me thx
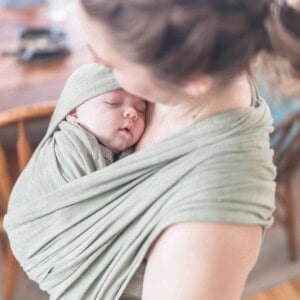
[104,100,121,106]
[137,109,146,116]
[135,103,147,115]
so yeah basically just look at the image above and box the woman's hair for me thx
[80,0,300,84]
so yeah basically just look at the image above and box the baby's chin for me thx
[104,140,135,154]
[101,133,140,153]
[111,144,135,154]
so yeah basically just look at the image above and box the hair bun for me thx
[264,1,300,76]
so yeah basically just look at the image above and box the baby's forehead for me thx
[96,89,145,104]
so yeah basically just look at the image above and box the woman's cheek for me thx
[113,70,149,100]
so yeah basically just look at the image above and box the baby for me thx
[66,79,146,165]
[67,89,146,157]
[47,63,147,184]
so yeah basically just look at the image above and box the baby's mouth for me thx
[119,126,133,138]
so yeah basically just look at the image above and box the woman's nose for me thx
[123,108,138,120]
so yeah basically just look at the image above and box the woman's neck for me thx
[135,74,252,150]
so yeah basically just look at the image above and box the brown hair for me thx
[80,0,300,84]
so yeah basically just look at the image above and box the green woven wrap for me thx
[4,63,276,300]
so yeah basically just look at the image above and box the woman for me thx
[4,1,300,300]
[75,0,300,299]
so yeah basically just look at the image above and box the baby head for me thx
[65,64,146,154]
[68,89,146,154]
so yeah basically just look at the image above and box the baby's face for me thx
[73,89,146,153]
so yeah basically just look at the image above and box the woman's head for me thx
[77,0,300,102]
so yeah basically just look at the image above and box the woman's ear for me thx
[182,75,213,97]
[66,109,78,122]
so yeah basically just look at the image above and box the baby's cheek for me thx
[142,118,146,131]
[137,120,146,139]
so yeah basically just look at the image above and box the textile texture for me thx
[4,64,276,300]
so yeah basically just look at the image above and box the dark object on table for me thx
[2,27,70,64]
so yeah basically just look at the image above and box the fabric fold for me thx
[4,64,276,300]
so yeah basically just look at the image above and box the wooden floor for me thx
[245,276,300,300]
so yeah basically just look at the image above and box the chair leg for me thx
[284,181,298,261]
[0,233,8,255]
[3,245,19,300]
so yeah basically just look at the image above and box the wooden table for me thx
[0,5,92,111]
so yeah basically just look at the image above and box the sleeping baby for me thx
[65,68,146,166]
[45,63,147,184]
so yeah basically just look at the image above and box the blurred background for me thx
[0,1,299,300]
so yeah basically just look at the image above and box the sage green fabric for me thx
[4,63,276,300]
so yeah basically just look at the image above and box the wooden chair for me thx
[0,102,55,300]
[271,110,300,261]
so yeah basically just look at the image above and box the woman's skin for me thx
[77,1,263,299]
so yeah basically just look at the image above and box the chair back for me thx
[270,110,300,261]
[0,103,55,229]
[271,110,300,181]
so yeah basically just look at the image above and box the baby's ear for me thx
[66,109,78,122]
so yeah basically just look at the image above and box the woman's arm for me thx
[142,222,263,300]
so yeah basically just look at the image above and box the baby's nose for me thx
[123,108,138,120]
